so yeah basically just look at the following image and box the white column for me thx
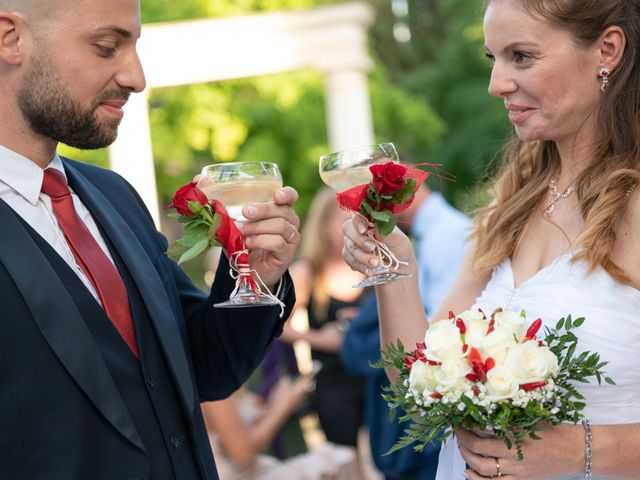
[324,69,374,152]
[108,90,160,226]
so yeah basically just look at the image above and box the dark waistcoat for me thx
[21,215,205,479]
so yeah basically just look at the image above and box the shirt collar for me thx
[0,145,66,205]
[412,191,445,238]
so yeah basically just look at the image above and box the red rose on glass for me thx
[370,162,407,196]
[168,182,208,217]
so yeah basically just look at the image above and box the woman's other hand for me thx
[457,424,583,480]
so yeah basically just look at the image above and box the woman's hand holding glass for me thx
[341,212,418,283]
[319,142,414,287]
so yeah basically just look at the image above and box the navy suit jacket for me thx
[0,158,294,479]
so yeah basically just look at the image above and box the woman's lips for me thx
[506,104,535,124]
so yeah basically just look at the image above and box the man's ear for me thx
[598,25,626,72]
[0,12,25,65]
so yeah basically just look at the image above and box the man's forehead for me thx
[1,0,141,29]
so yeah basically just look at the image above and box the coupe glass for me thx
[197,161,283,307]
[319,143,411,287]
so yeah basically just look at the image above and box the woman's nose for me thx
[488,63,516,98]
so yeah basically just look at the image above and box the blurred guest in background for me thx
[284,187,368,448]
[202,370,359,480]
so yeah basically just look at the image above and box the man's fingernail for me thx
[364,240,375,252]
[246,205,257,217]
[369,258,379,267]
[357,223,367,234]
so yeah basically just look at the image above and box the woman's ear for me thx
[0,12,27,66]
[598,25,626,71]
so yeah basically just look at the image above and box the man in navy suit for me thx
[0,0,299,478]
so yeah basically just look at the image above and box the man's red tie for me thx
[41,169,139,358]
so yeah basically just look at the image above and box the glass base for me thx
[353,267,412,288]
[214,291,280,308]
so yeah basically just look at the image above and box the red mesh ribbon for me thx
[336,166,429,217]
[210,200,258,292]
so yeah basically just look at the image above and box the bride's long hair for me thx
[472,0,640,284]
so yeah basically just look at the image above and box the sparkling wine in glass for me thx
[197,161,283,307]
[319,143,411,287]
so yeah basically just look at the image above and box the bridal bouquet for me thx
[376,309,613,459]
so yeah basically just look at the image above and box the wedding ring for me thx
[285,228,296,243]
[495,458,502,477]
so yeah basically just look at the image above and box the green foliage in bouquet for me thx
[168,202,222,264]
[374,315,614,460]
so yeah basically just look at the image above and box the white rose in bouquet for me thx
[433,361,471,394]
[485,365,518,401]
[424,320,464,363]
[460,310,491,348]
[408,360,437,394]
[505,341,553,384]
[479,326,513,364]
[494,309,528,341]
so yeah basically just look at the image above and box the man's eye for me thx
[96,45,116,57]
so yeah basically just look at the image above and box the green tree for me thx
[367,0,511,211]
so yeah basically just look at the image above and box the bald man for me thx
[0,1,299,479]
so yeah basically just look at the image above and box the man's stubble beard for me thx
[17,48,129,150]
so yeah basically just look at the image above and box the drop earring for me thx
[598,67,611,92]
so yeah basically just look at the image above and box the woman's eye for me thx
[485,53,496,67]
[513,51,532,64]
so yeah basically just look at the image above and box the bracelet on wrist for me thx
[582,419,593,480]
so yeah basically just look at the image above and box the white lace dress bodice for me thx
[436,254,640,480]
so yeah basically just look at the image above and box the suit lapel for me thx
[64,162,196,419]
[0,199,145,452]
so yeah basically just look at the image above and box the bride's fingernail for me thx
[357,223,367,234]
[369,258,379,267]
[364,240,375,252]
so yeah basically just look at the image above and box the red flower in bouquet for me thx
[371,162,409,195]
[336,162,428,236]
[168,182,209,217]
[167,181,236,265]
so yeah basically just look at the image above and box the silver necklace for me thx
[544,174,575,218]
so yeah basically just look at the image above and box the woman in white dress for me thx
[342,0,640,478]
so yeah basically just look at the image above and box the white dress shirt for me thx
[0,145,114,303]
